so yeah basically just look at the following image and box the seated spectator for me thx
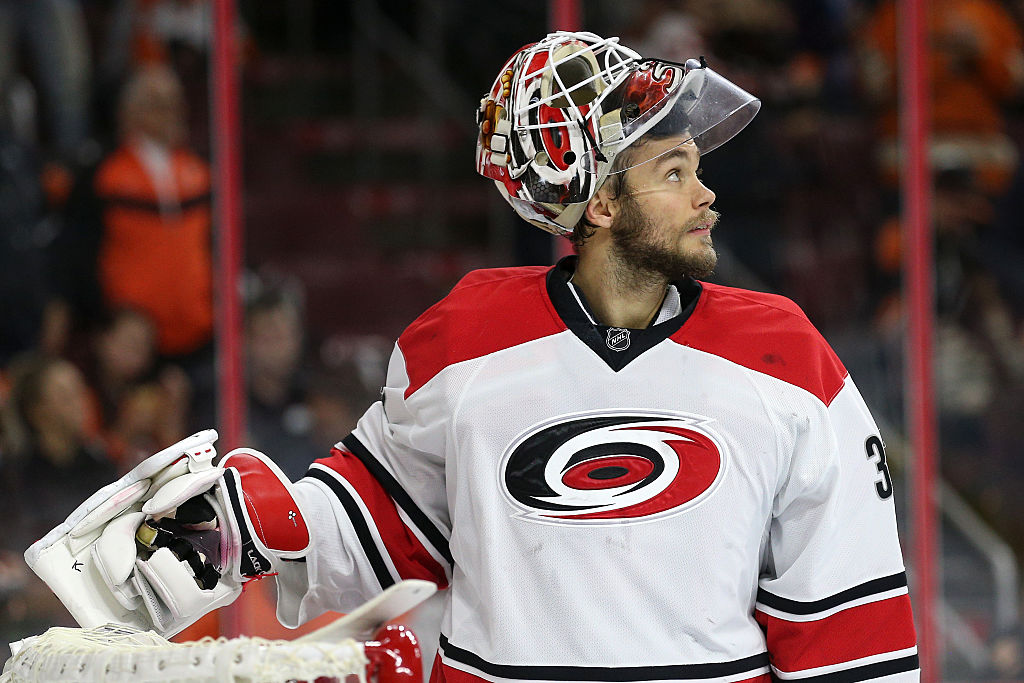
[245,285,319,480]
[87,307,190,470]
[0,353,115,545]
[306,363,377,457]
[90,307,159,420]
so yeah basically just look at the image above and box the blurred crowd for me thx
[0,0,1024,678]
[0,0,384,649]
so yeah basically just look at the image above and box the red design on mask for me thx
[623,67,675,119]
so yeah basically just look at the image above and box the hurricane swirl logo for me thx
[501,413,726,525]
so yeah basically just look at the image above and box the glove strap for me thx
[136,522,222,590]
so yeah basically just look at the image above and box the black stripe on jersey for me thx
[757,571,908,615]
[341,433,454,567]
[305,467,397,591]
[439,635,769,681]
[102,192,212,214]
[785,653,919,682]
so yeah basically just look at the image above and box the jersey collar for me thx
[546,256,702,372]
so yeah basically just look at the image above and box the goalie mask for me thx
[475,31,761,235]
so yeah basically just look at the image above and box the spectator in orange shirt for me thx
[97,64,213,359]
[60,64,215,428]
[860,0,1024,194]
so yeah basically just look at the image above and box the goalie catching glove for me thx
[24,430,312,638]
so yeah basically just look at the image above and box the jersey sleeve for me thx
[755,375,919,681]
[274,342,452,627]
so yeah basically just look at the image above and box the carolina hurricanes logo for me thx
[501,412,726,525]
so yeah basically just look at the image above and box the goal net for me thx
[1,580,435,683]
[0,621,424,683]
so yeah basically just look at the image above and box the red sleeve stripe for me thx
[304,466,397,591]
[395,504,453,584]
[306,459,450,589]
[341,433,453,566]
[755,586,909,623]
[755,593,917,674]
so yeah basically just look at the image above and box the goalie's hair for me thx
[569,134,659,249]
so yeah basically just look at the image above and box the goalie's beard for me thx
[609,193,719,282]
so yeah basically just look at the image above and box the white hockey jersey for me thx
[275,257,919,683]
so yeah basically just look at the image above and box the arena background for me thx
[2,1,1024,681]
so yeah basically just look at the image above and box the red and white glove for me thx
[25,432,312,638]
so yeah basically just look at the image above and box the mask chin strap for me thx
[579,121,608,163]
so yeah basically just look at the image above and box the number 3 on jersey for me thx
[865,435,893,500]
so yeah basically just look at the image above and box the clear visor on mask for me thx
[590,58,760,174]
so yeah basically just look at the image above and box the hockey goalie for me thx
[20,29,919,683]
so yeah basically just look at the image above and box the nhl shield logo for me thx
[606,327,630,351]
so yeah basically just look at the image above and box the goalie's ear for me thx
[583,182,617,231]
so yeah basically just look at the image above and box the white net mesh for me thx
[0,623,369,683]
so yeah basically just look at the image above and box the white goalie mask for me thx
[475,31,761,235]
